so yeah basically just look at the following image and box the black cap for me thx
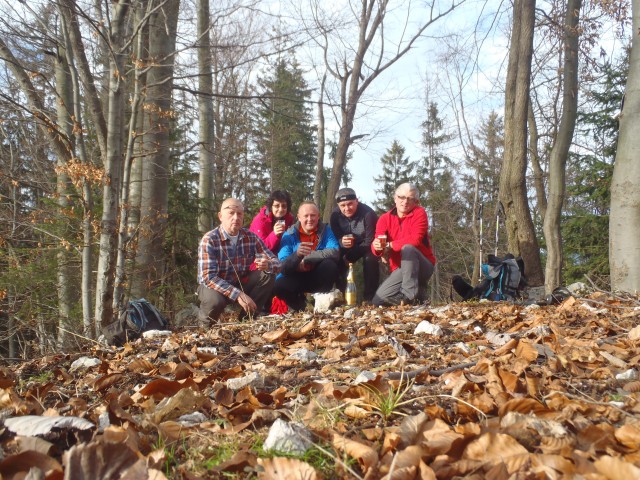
[335,187,357,202]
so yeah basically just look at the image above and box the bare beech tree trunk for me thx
[543,0,581,294]
[114,1,150,314]
[313,72,327,207]
[197,0,215,233]
[528,102,547,221]
[54,19,74,346]
[132,0,180,298]
[94,1,131,333]
[610,0,640,292]
[61,13,95,338]
[498,0,544,286]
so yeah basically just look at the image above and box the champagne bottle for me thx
[345,263,357,306]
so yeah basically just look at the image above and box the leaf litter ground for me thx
[2,291,640,479]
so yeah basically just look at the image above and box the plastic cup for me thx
[343,234,354,247]
[377,234,387,248]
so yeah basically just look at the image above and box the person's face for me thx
[394,188,418,217]
[338,199,359,218]
[271,200,288,219]
[218,199,244,235]
[297,204,320,234]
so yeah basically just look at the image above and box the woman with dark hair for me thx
[249,190,294,254]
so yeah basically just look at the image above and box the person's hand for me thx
[297,259,313,272]
[254,253,269,271]
[237,292,257,314]
[372,238,384,252]
[341,235,354,248]
[273,221,285,236]
[297,242,312,257]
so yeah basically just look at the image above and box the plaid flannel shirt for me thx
[198,226,280,300]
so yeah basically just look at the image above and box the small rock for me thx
[263,419,312,455]
[198,347,218,354]
[226,371,264,391]
[566,282,590,295]
[486,331,512,346]
[616,369,639,381]
[288,349,318,363]
[354,371,377,384]
[69,357,101,373]
[454,342,471,354]
[142,330,172,339]
[177,412,207,427]
[414,320,444,336]
[313,289,342,313]
[344,307,357,318]
[174,303,199,327]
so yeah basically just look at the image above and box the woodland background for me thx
[0,0,637,358]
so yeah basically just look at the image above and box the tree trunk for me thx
[114,1,149,314]
[61,12,95,338]
[197,0,215,233]
[528,101,547,221]
[313,73,327,207]
[94,1,131,334]
[498,0,544,286]
[543,0,581,294]
[54,18,74,347]
[132,0,180,298]
[610,0,640,292]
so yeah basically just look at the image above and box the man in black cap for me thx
[330,187,379,303]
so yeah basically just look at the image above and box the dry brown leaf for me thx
[289,319,317,340]
[594,454,640,479]
[463,432,528,464]
[257,457,319,479]
[263,328,289,343]
[615,423,640,449]
[344,403,371,419]
[332,433,378,474]
[0,450,62,478]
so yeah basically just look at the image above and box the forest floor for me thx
[1,291,640,479]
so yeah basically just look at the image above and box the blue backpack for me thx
[102,298,169,346]
[453,254,526,302]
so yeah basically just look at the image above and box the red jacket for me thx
[372,206,436,271]
[249,206,294,254]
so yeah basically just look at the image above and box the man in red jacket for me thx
[371,183,436,306]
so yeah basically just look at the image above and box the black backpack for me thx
[453,254,526,301]
[101,298,169,346]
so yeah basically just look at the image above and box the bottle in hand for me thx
[345,263,357,306]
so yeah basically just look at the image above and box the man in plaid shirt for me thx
[197,198,280,325]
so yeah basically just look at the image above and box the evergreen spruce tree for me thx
[373,140,416,213]
[253,57,316,208]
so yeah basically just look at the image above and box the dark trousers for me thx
[198,270,275,322]
[336,246,380,302]
[372,245,434,306]
[273,258,338,311]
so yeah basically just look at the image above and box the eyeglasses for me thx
[395,195,417,202]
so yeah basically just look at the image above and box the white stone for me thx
[197,347,218,354]
[288,349,318,363]
[354,371,377,384]
[616,369,639,381]
[344,307,357,318]
[263,419,312,454]
[486,331,512,346]
[313,289,342,313]
[226,371,264,390]
[69,356,101,373]
[142,330,172,339]
[414,320,444,336]
[177,412,207,427]
[454,342,471,354]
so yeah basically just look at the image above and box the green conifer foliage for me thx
[254,57,317,208]
[373,140,416,213]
